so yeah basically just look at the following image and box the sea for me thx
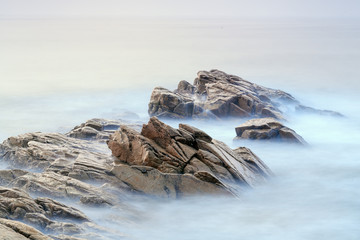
[0,17,359,239]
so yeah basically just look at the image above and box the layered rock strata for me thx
[234,118,307,144]
[0,117,272,238]
[108,117,272,196]
[148,69,342,120]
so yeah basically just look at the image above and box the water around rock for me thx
[148,69,342,120]
[0,117,272,239]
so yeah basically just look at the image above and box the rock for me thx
[0,169,28,185]
[0,123,146,239]
[111,164,232,198]
[0,132,123,185]
[66,118,142,140]
[0,186,90,237]
[234,118,307,144]
[148,69,342,120]
[108,117,272,197]
[10,172,116,206]
[0,117,274,237]
[0,218,52,240]
[295,105,344,117]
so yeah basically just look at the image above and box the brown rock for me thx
[0,218,52,240]
[148,69,342,120]
[234,118,307,144]
[66,118,142,140]
[111,164,233,198]
[108,117,272,196]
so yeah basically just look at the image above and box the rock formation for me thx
[108,117,272,196]
[148,69,342,120]
[66,118,142,140]
[0,117,272,239]
[234,118,307,144]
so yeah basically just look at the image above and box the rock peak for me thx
[108,117,272,197]
[148,70,342,120]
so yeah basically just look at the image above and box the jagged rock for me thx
[111,164,232,198]
[0,186,89,236]
[0,117,274,236]
[66,118,142,140]
[10,172,116,206]
[0,132,119,184]
[234,118,307,144]
[108,117,272,197]
[148,69,342,120]
[0,218,52,240]
[148,70,297,120]
[0,169,28,185]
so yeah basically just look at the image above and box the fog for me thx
[1,0,360,19]
[66,97,359,240]
[1,17,360,100]
[0,1,359,239]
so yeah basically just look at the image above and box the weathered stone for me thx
[0,218,52,240]
[0,116,275,237]
[66,118,142,140]
[234,118,307,144]
[11,172,116,206]
[0,132,122,186]
[111,164,232,198]
[108,117,272,196]
[0,186,91,237]
[148,69,342,120]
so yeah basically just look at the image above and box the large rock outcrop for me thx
[0,117,273,238]
[0,127,132,239]
[107,117,272,196]
[234,118,307,144]
[148,69,342,120]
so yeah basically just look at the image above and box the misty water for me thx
[1,17,360,239]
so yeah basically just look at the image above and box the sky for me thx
[1,0,360,19]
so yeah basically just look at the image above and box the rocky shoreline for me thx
[0,117,272,239]
[0,70,342,239]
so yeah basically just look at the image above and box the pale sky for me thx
[1,0,359,19]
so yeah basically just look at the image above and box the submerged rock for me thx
[234,118,307,144]
[148,69,342,120]
[108,117,272,196]
[295,105,344,117]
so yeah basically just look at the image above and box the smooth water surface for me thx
[0,16,359,240]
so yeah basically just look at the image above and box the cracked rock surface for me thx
[148,69,342,120]
[0,117,272,239]
[234,118,307,145]
[108,117,272,196]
